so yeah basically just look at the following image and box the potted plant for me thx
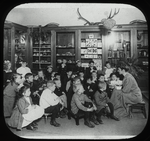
[117,53,144,81]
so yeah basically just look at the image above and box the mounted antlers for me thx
[77,8,120,29]
[102,8,120,29]
[77,8,91,25]
[77,8,102,26]
[107,8,120,19]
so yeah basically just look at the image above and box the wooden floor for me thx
[4,96,149,140]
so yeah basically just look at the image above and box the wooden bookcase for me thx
[55,31,76,70]
[51,26,106,71]
[4,21,28,71]
[4,24,11,61]
[5,22,147,73]
[29,26,53,71]
[104,24,148,70]
[80,31,103,69]
[107,30,131,66]
[132,24,148,91]
[136,29,148,71]
[4,22,148,92]
[28,24,148,72]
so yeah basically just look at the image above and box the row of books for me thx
[81,54,102,59]
[81,48,102,54]
[81,39,102,47]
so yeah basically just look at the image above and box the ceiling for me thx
[5,3,146,27]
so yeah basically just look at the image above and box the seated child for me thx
[58,58,68,81]
[78,70,86,87]
[84,77,93,99]
[8,85,44,131]
[32,72,40,97]
[73,60,84,74]
[67,76,81,113]
[24,73,33,86]
[53,78,67,117]
[24,73,37,104]
[94,81,119,124]
[71,84,99,128]
[85,60,97,78]
[66,73,77,93]
[103,61,115,81]
[29,73,40,105]
[40,80,63,127]
[109,73,122,90]
[45,65,53,81]
[87,71,98,100]
[50,71,56,80]
[61,69,73,92]
[54,72,61,80]
[16,61,32,79]
[98,73,112,99]
[37,69,47,95]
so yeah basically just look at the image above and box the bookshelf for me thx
[137,30,148,71]
[32,27,52,70]
[56,32,76,69]
[80,31,103,69]
[107,30,131,66]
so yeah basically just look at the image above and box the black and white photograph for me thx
[3,3,149,139]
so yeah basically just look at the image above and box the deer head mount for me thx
[77,8,120,29]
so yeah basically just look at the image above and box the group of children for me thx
[4,59,123,130]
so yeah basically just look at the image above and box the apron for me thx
[22,97,44,127]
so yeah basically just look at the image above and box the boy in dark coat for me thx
[87,71,98,100]
[74,60,84,74]
[61,68,73,92]
[94,81,119,124]
[53,78,67,118]
[85,60,97,78]
[24,73,39,105]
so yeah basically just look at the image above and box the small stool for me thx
[68,111,84,126]
[43,113,52,123]
[129,102,147,118]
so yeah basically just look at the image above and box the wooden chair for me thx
[128,101,147,118]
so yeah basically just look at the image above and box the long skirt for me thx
[110,89,129,118]
[22,105,44,127]
[3,95,15,117]
[110,89,143,118]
